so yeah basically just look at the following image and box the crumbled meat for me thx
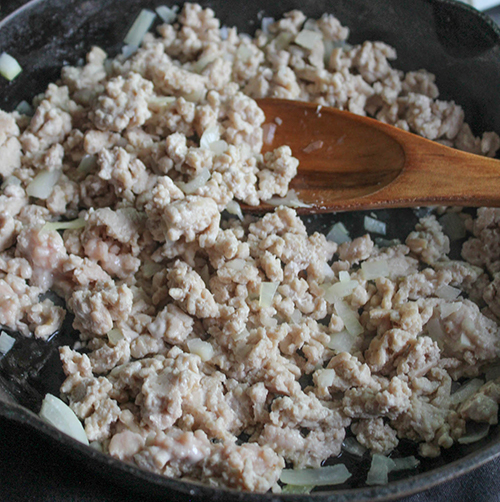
[1,3,500,494]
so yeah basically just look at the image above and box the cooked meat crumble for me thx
[1,2,500,493]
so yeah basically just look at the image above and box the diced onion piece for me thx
[193,53,218,73]
[226,258,246,271]
[439,212,466,241]
[121,44,138,60]
[324,280,359,302]
[26,169,62,199]
[200,126,220,149]
[303,140,324,153]
[440,302,461,318]
[149,95,176,111]
[15,100,33,116]
[187,339,214,362]
[124,9,156,47]
[326,222,351,244]
[236,44,253,62]
[266,189,311,208]
[274,32,294,51]
[263,123,277,145]
[303,19,320,32]
[328,330,357,353]
[391,456,420,471]
[366,454,396,486]
[155,5,179,24]
[364,215,387,235]
[0,331,15,354]
[39,394,89,445]
[294,29,323,50]
[177,168,211,194]
[435,284,461,301]
[261,17,275,35]
[281,484,314,494]
[375,237,401,248]
[426,317,445,343]
[458,423,490,444]
[334,299,364,336]
[450,378,484,406]
[42,218,86,233]
[342,437,367,457]
[280,464,351,487]
[77,154,97,174]
[316,368,335,388]
[225,200,244,220]
[361,259,389,280]
[290,309,302,323]
[460,333,473,348]
[323,262,335,280]
[209,140,228,155]
[107,328,124,346]
[0,52,22,81]
[338,271,350,282]
[220,26,229,40]
[1,175,21,189]
[259,282,279,307]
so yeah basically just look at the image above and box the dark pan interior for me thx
[0,1,500,501]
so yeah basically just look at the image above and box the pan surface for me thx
[0,0,500,500]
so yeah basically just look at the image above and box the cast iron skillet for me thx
[0,0,500,500]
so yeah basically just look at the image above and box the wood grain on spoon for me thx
[254,98,500,213]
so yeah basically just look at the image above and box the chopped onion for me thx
[266,189,310,208]
[440,302,461,318]
[259,282,279,307]
[275,116,283,125]
[328,330,356,353]
[339,271,350,282]
[324,280,359,302]
[274,32,294,51]
[26,169,62,199]
[236,44,253,62]
[366,454,396,486]
[15,100,33,116]
[226,258,246,271]
[391,456,420,471]
[107,328,124,346]
[1,175,21,189]
[220,26,229,40]
[177,168,211,194]
[155,5,179,24]
[316,368,335,388]
[193,53,218,73]
[290,309,302,323]
[439,212,466,241]
[42,218,86,233]
[121,44,138,60]
[375,237,401,248]
[77,154,97,174]
[303,19,320,32]
[280,464,351,486]
[261,17,275,35]
[426,317,445,343]
[149,95,176,111]
[364,215,387,235]
[342,437,367,457]
[124,9,156,47]
[303,140,324,153]
[39,394,89,445]
[460,333,473,348]
[200,126,220,149]
[187,339,214,362]
[209,140,228,155]
[323,262,335,280]
[0,52,22,81]
[225,200,244,220]
[0,331,15,354]
[458,423,490,444]
[361,259,389,280]
[450,378,484,406]
[281,484,314,494]
[262,123,277,145]
[436,285,461,301]
[294,30,323,50]
[334,299,364,336]
[326,222,351,244]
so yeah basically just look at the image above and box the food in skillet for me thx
[1,3,500,493]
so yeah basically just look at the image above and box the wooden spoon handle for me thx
[343,122,500,211]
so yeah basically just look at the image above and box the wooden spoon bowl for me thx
[256,98,500,213]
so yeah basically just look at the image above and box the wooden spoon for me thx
[254,98,500,213]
